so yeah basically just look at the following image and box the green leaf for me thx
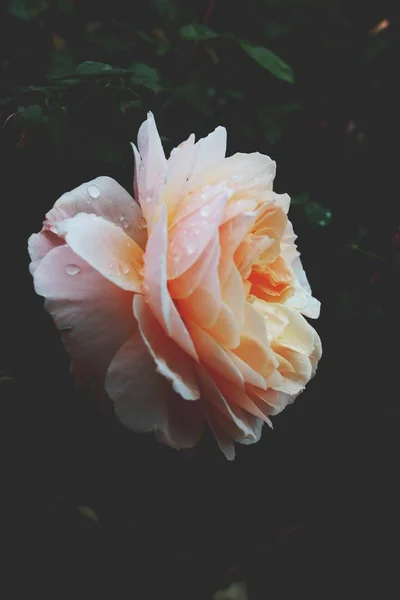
[76,506,100,526]
[152,0,179,21]
[18,104,43,125]
[129,63,163,93]
[76,61,126,76]
[305,201,332,227]
[179,24,219,41]
[8,0,49,20]
[47,51,76,80]
[239,41,294,83]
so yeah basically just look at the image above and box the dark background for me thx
[1,1,399,598]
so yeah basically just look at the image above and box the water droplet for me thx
[200,205,211,217]
[173,255,180,263]
[121,263,130,275]
[138,216,147,230]
[87,185,100,199]
[187,244,195,255]
[65,264,80,276]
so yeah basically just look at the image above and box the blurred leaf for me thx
[173,76,213,116]
[17,104,43,125]
[240,41,294,83]
[179,24,219,41]
[129,63,163,92]
[152,0,179,21]
[0,372,13,383]
[76,506,100,526]
[76,61,126,76]
[305,201,332,227]
[259,108,282,145]
[121,99,143,113]
[8,0,49,20]
[47,51,76,80]
[214,581,248,600]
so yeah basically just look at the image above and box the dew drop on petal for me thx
[138,216,147,230]
[65,264,80,276]
[121,263,130,275]
[87,185,100,199]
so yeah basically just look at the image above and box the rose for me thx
[28,112,321,459]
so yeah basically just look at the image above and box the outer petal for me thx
[45,176,147,249]
[177,239,221,328]
[143,204,198,360]
[133,295,199,401]
[202,152,276,193]
[106,332,203,448]
[52,213,144,293]
[167,186,230,280]
[136,112,167,229]
[187,126,227,189]
[33,245,136,379]
[28,230,64,274]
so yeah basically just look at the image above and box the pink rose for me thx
[28,112,321,459]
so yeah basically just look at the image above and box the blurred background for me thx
[1,1,399,598]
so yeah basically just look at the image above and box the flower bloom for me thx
[28,113,321,459]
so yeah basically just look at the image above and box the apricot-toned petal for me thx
[275,306,316,354]
[196,365,254,439]
[205,303,240,349]
[233,302,277,373]
[106,332,204,448]
[164,134,196,218]
[229,353,267,389]
[52,213,144,292]
[133,295,199,400]
[167,187,230,280]
[168,238,216,299]
[188,126,227,188]
[221,265,245,332]
[33,245,136,379]
[204,152,276,192]
[136,112,167,228]
[219,212,255,284]
[177,240,221,328]
[210,372,272,426]
[310,330,322,375]
[28,230,64,273]
[144,204,198,360]
[45,176,147,249]
[188,324,244,388]
[247,385,294,416]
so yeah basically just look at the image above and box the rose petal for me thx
[33,245,136,379]
[177,239,221,328]
[106,332,203,448]
[167,186,230,280]
[188,323,244,388]
[45,175,147,249]
[52,213,144,293]
[28,230,64,274]
[187,126,227,188]
[136,112,167,229]
[144,204,198,360]
[133,294,199,401]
